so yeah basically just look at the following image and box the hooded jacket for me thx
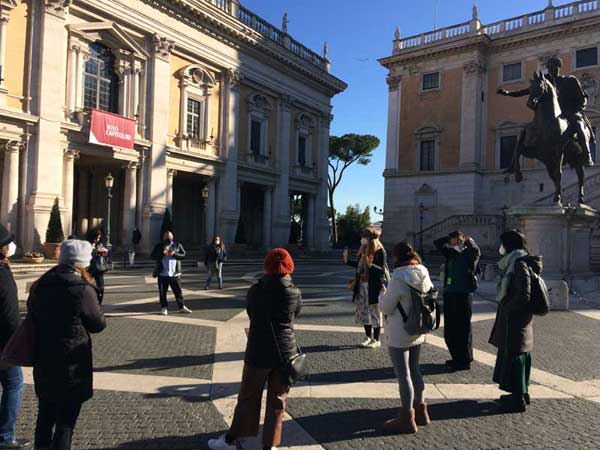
[379,264,434,349]
[489,255,541,354]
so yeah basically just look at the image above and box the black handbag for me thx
[269,323,308,386]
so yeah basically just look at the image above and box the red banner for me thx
[89,109,136,149]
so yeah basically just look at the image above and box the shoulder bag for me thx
[269,323,308,386]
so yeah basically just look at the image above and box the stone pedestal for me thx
[508,204,599,310]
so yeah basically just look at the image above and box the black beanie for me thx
[0,223,13,248]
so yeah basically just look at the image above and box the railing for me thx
[205,0,231,13]
[394,0,600,54]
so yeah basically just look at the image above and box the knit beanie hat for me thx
[59,239,93,268]
[264,248,295,276]
[0,223,13,248]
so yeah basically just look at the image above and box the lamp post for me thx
[373,206,384,216]
[201,185,209,202]
[104,173,114,249]
[418,202,426,256]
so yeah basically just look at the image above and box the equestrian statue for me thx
[497,56,595,205]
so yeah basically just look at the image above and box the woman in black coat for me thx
[343,228,389,348]
[30,240,106,450]
[87,229,109,305]
[209,248,301,450]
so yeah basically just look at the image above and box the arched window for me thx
[83,43,119,113]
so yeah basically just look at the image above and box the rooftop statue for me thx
[497,56,595,205]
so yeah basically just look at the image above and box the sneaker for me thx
[179,305,192,314]
[359,337,373,348]
[368,340,381,349]
[207,435,235,450]
[160,308,168,316]
[0,439,31,449]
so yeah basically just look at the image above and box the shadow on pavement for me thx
[89,431,223,450]
[95,351,242,373]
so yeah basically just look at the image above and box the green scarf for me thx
[497,249,528,302]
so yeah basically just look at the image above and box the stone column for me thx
[67,41,79,116]
[272,95,292,247]
[166,169,176,212]
[132,61,141,124]
[217,69,241,245]
[136,155,144,229]
[385,76,402,170]
[459,60,486,169]
[315,113,332,251]
[142,34,174,252]
[0,12,11,100]
[262,187,272,249]
[122,161,138,245]
[62,149,79,236]
[1,141,21,232]
[305,194,315,250]
[205,177,216,244]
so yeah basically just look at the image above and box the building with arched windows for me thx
[0,0,346,253]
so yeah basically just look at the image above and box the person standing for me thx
[343,229,389,349]
[208,248,302,450]
[87,229,109,305]
[434,231,480,371]
[0,224,30,449]
[151,230,191,316]
[30,240,106,450]
[490,230,538,413]
[204,235,227,290]
[379,241,433,434]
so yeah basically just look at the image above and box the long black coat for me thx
[30,265,106,402]
[0,260,19,349]
[347,248,388,305]
[489,256,540,355]
[244,275,302,369]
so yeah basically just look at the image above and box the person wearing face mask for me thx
[151,230,191,316]
[434,230,480,371]
[489,230,539,413]
[204,235,227,290]
[343,229,390,349]
[0,224,30,449]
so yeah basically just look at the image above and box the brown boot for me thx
[383,408,418,434]
[414,403,430,426]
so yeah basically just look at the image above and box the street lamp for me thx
[418,202,427,257]
[201,185,209,202]
[104,173,114,249]
[373,206,384,216]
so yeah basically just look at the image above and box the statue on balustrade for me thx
[497,56,595,205]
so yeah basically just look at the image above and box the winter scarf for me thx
[497,249,528,302]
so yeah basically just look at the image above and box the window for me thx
[298,136,307,166]
[250,120,262,155]
[576,47,598,68]
[502,62,522,82]
[83,43,118,112]
[186,99,202,140]
[422,72,440,91]
[419,140,435,171]
[500,135,518,170]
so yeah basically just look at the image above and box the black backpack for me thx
[527,267,550,316]
[397,284,440,335]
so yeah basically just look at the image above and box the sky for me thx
[242,0,573,215]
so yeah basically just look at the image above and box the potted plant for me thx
[23,252,45,264]
[43,198,65,259]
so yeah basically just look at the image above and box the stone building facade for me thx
[379,0,600,254]
[0,0,346,254]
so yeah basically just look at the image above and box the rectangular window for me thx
[186,99,202,139]
[250,120,262,155]
[576,47,598,68]
[422,72,440,91]
[298,135,307,166]
[419,140,435,171]
[502,62,522,82]
[500,135,518,170]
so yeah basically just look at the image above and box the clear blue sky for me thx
[242,0,572,215]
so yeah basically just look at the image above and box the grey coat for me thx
[489,256,541,354]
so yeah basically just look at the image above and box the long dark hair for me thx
[500,230,529,254]
[86,228,102,244]
[392,241,422,268]
[211,235,225,251]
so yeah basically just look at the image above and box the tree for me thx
[45,197,65,243]
[336,204,372,247]
[328,133,380,245]
[160,208,174,239]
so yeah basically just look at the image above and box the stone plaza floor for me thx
[12,259,600,449]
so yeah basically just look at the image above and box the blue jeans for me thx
[206,263,223,289]
[0,366,24,443]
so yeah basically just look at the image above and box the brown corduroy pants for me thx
[227,363,290,447]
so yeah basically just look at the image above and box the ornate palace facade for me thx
[380,0,600,253]
[0,0,346,253]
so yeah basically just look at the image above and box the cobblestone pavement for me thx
[11,260,600,450]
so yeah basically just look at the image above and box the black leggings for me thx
[35,399,82,449]
[364,325,381,341]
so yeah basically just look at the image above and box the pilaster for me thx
[122,161,138,244]
[385,75,402,170]
[272,94,292,247]
[62,149,79,236]
[459,59,486,170]
[1,140,22,232]
[315,113,332,251]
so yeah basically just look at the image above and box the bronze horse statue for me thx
[498,71,592,205]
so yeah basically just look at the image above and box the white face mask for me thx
[452,245,463,252]
[5,242,16,258]
[360,238,368,246]
[499,244,507,256]
[215,240,220,245]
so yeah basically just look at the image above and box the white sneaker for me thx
[160,308,168,316]
[207,435,235,450]
[368,340,381,349]
[179,305,192,314]
[360,337,373,348]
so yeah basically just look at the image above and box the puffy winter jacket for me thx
[0,259,19,349]
[244,275,302,369]
[379,264,434,349]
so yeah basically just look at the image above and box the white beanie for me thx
[59,240,93,268]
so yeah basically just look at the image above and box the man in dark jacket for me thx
[151,230,191,315]
[0,224,30,449]
[434,231,480,371]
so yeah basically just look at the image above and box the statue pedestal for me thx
[507,204,599,310]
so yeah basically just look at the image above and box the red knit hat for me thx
[264,248,295,276]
